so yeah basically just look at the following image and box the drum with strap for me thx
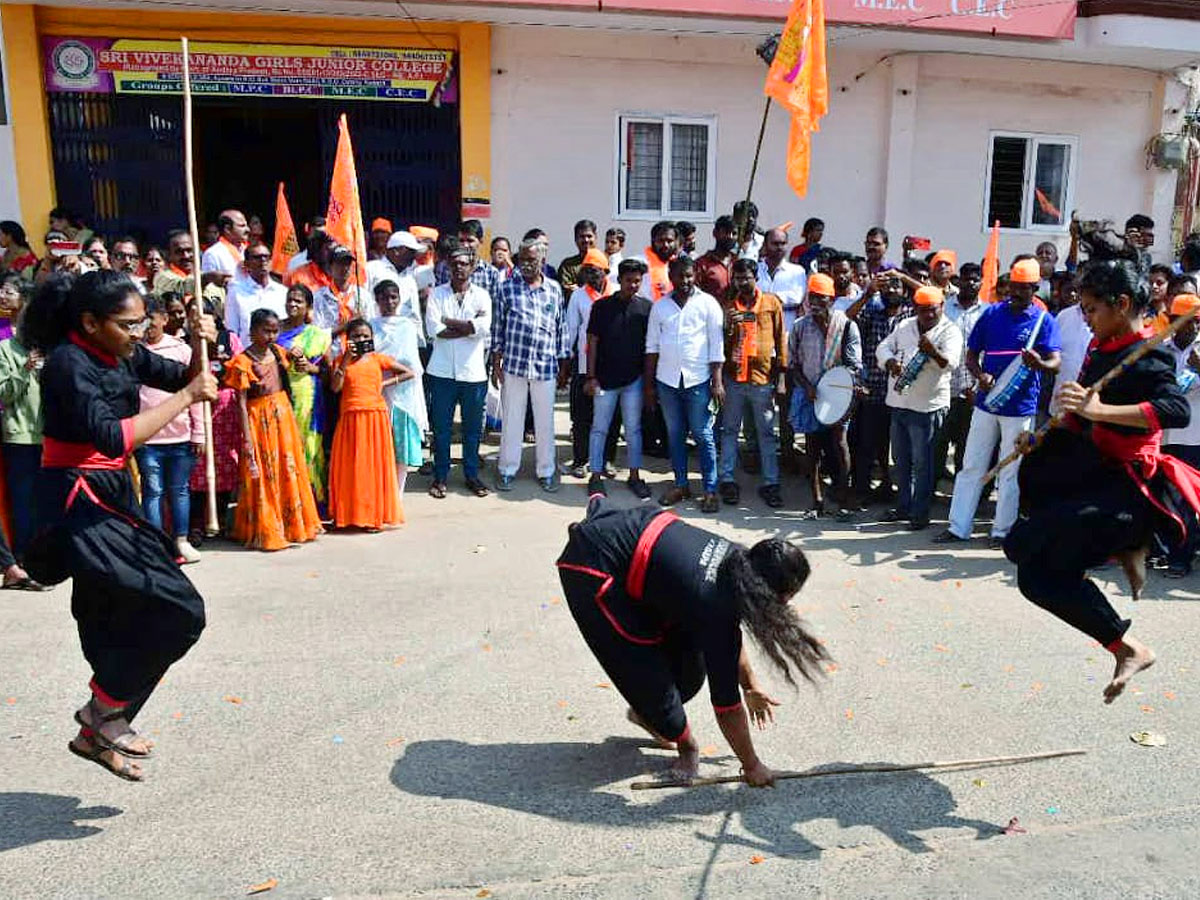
[983,311,1046,415]
[815,365,856,426]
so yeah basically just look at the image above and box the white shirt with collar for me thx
[1054,302,1093,387]
[224,272,288,345]
[312,284,377,331]
[425,282,492,382]
[1165,338,1200,446]
[200,238,242,276]
[876,315,962,413]
[646,289,725,389]
[566,286,610,376]
[366,258,424,343]
[757,259,808,333]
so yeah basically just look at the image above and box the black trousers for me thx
[932,395,973,481]
[1006,488,1144,646]
[569,374,619,466]
[851,400,891,495]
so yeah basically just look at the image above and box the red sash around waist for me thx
[626,511,679,600]
[42,418,135,470]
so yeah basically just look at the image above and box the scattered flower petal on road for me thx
[481,643,492,653]
[1163,691,1177,701]
[171,711,184,720]
[844,709,854,720]
[933,644,950,653]
[1140,705,1155,713]
[476,890,491,898]
[700,745,719,757]
[246,877,277,895]
[386,737,406,747]
[1131,731,1166,747]
[825,662,839,673]
[876,658,889,667]
[749,854,766,865]
[595,682,612,689]
[393,656,406,666]
[223,695,243,705]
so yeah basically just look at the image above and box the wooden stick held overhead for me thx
[630,748,1087,791]
[180,36,220,536]
[982,307,1200,485]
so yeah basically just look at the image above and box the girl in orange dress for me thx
[226,309,321,550]
[329,318,414,531]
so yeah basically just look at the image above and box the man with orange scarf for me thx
[639,221,680,302]
[200,209,250,279]
[719,258,786,509]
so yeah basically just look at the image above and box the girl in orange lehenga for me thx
[329,318,414,531]
[227,309,321,550]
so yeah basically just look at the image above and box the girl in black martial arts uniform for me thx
[1006,260,1200,704]
[23,271,218,781]
[557,496,827,785]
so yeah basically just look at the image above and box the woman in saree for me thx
[276,283,331,501]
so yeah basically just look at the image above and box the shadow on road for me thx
[390,738,1000,860]
[0,793,122,853]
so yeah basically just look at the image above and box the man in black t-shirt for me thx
[584,258,653,499]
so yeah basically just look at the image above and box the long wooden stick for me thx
[630,747,1086,791]
[982,308,1200,485]
[181,37,220,536]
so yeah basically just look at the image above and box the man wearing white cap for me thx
[367,231,424,339]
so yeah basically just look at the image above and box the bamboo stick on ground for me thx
[630,748,1087,791]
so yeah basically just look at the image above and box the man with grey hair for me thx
[493,238,571,492]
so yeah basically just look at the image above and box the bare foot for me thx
[626,707,675,750]
[1117,547,1148,601]
[1104,635,1156,704]
[666,743,701,784]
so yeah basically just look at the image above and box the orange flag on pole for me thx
[325,114,368,288]
[270,182,299,276]
[980,220,1001,304]
[764,0,828,198]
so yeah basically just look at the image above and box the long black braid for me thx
[717,538,829,686]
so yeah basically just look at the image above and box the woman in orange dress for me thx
[329,318,415,531]
[226,309,321,550]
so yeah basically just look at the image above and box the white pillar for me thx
[882,55,919,232]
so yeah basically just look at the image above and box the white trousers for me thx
[499,375,557,478]
[947,407,1033,539]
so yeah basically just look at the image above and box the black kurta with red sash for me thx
[1005,327,1200,648]
[25,335,206,723]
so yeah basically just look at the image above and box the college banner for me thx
[42,38,457,103]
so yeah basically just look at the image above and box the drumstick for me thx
[180,37,220,536]
[630,748,1086,791]
[983,308,1200,484]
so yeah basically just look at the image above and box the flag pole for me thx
[180,36,220,536]
[739,96,773,247]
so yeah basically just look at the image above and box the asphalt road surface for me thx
[3,427,1199,899]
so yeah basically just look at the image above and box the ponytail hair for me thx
[22,270,141,352]
[718,538,828,686]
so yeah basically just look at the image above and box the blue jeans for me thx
[657,379,718,493]
[429,375,486,483]
[890,406,946,522]
[136,442,193,537]
[591,378,643,473]
[720,381,778,486]
[3,442,41,557]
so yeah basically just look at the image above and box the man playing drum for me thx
[787,273,862,517]
[935,259,1061,547]
[877,286,963,530]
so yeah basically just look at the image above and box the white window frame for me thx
[983,131,1078,234]
[615,113,718,222]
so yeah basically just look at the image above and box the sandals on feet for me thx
[428,482,448,499]
[68,737,145,782]
[465,478,490,498]
[74,698,153,759]
[2,576,46,591]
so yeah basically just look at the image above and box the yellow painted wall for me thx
[11,5,489,235]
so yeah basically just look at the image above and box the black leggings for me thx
[1007,494,1144,646]
[559,565,703,742]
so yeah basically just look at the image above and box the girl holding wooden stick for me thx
[1006,260,1200,703]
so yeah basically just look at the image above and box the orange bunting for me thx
[325,114,369,287]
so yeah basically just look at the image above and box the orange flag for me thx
[980,220,1001,304]
[270,182,299,276]
[764,0,828,198]
[325,114,368,287]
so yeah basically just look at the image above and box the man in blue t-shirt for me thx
[935,259,1061,545]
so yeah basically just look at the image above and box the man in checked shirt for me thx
[492,238,571,493]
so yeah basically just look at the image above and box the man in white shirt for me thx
[312,244,377,336]
[223,242,288,346]
[1161,292,1200,577]
[425,244,492,500]
[200,209,249,277]
[934,262,987,482]
[644,256,725,512]
[757,227,808,334]
[876,285,963,530]
[1051,284,1092,417]
[367,230,423,338]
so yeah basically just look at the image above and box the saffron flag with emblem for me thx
[764,0,828,198]
[980,220,1001,304]
[325,114,369,287]
[270,182,299,277]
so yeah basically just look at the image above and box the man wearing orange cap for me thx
[876,285,963,530]
[936,258,1060,547]
[368,217,393,262]
[564,248,618,479]
[787,271,861,516]
[1162,293,1200,576]
[929,250,959,298]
